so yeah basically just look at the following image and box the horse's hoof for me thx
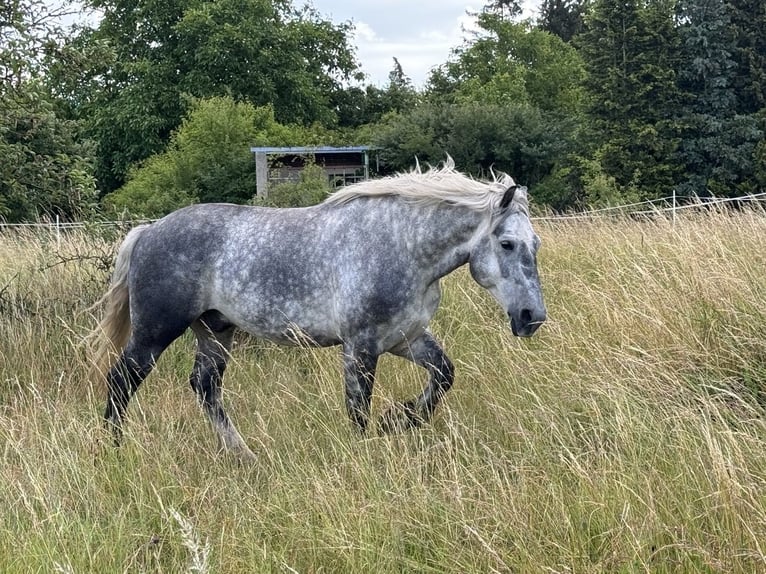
[379,401,424,434]
[219,444,257,465]
[239,449,258,464]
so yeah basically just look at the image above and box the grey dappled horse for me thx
[92,160,546,460]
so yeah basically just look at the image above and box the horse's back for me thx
[209,203,356,342]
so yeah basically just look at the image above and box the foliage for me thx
[576,0,683,202]
[0,85,97,221]
[380,58,420,115]
[253,162,333,208]
[3,0,765,218]
[482,0,524,20]
[0,0,98,222]
[103,96,320,218]
[332,58,420,128]
[675,2,759,197]
[532,154,631,210]
[428,16,585,115]
[371,102,573,188]
[72,0,359,194]
[421,7,589,208]
[727,0,766,116]
[674,0,762,197]
[406,11,586,197]
[755,132,766,190]
[538,0,587,42]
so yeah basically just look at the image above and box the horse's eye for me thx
[500,240,516,252]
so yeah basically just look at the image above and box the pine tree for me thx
[538,0,586,42]
[728,0,766,191]
[577,0,682,201]
[483,0,524,20]
[676,0,762,196]
[381,58,419,113]
[727,0,766,115]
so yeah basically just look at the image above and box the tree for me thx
[483,0,524,20]
[727,0,766,116]
[371,102,570,188]
[255,162,332,207]
[537,0,587,42]
[332,59,419,128]
[103,96,336,218]
[577,0,682,201]
[675,0,762,196]
[0,84,97,222]
[421,12,586,208]
[331,85,383,128]
[71,0,360,194]
[727,0,766,191]
[428,16,585,115]
[0,0,97,221]
[382,58,419,113]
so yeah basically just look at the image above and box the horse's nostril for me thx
[520,308,533,324]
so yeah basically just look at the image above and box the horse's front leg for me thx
[342,344,378,433]
[380,330,455,433]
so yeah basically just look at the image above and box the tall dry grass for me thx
[0,209,765,573]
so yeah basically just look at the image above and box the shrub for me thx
[252,162,333,208]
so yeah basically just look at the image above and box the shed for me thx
[250,146,376,198]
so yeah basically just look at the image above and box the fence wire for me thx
[1,191,765,231]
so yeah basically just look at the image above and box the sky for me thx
[309,1,542,88]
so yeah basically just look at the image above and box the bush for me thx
[252,162,333,208]
[102,97,317,218]
[371,102,569,188]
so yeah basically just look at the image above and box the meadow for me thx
[1,208,765,573]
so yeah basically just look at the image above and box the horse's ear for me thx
[499,185,517,210]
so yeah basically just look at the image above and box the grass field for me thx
[1,208,765,573]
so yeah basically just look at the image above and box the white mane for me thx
[324,157,528,214]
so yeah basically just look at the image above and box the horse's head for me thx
[469,183,546,337]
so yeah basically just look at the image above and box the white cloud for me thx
[312,1,540,87]
[352,21,379,44]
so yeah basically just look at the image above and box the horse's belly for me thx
[257,323,342,348]
[213,274,437,352]
[218,297,343,348]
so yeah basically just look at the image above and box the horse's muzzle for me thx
[509,308,546,337]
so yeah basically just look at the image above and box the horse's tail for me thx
[89,225,148,380]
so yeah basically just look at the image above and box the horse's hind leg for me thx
[190,313,255,461]
[380,331,454,434]
[105,337,167,444]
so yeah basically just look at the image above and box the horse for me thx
[91,159,546,460]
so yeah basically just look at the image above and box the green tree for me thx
[577,0,682,201]
[0,0,97,221]
[483,0,524,20]
[427,15,585,115]
[332,59,419,129]
[72,0,359,194]
[372,102,570,188]
[422,12,585,208]
[675,0,763,196]
[254,162,332,207]
[537,0,587,42]
[728,0,766,116]
[727,0,766,191]
[381,58,419,113]
[103,96,320,218]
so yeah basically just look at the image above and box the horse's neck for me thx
[321,197,487,279]
[397,201,487,280]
